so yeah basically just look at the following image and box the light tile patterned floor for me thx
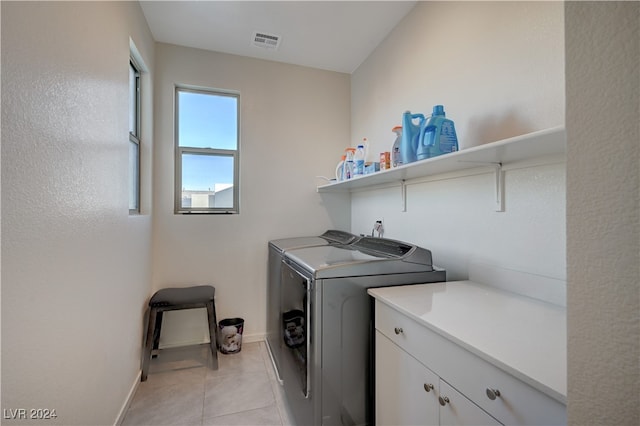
[122,341,293,426]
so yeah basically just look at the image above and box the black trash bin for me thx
[218,318,244,354]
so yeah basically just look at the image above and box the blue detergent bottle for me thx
[400,111,426,164]
[416,105,459,160]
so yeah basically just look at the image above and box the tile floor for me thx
[122,341,293,426]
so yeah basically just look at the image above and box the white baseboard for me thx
[241,332,266,344]
[114,370,141,426]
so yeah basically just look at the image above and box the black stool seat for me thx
[141,285,219,381]
[150,286,215,307]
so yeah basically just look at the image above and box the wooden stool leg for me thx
[141,306,158,382]
[206,301,219,370]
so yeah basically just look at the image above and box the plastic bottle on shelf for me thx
[335,155,346,181]
[391,126,402,167]
[344,148,356,180]
[416,105,459,160]
[354,142,366,177]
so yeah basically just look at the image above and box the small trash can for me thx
[218,318,244,354]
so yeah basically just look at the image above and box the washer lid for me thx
[352,236,415,257]
[353,237,434,266]
[285,238,434,278]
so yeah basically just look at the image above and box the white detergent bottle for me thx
[391,126,402,167]
[343,148,356,180]
[354,142,366,177]
[335,155,346,181]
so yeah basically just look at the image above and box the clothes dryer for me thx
[267,230,357,383]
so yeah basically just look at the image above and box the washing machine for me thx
[280,236,446,425]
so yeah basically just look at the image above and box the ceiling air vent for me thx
[252,31,281,50]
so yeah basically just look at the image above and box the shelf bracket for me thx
[493,163,504,212]
[457,161,504,212]
[401,180,407,212]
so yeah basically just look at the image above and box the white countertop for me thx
[368,281,567,404]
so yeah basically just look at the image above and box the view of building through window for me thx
[175,87,239,213]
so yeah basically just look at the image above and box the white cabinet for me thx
[376,330,500,426]
[375,330,440,425]
[370,283,567,426]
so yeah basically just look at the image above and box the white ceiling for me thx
[139,1,417,74]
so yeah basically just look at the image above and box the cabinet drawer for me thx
[375,299,438,363]
[443,346,566,426]
[374,300,566,425]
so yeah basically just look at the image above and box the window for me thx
[175,86,240,214]
[129,59,141,214]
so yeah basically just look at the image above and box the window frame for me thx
[129,59,141,214]
[174,85,240,215]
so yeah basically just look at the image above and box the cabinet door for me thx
[438,380,502,426]
[375,331,439,425]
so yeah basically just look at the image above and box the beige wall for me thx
[350,1,566,281]
[152,43,350,346]
[566,1,639,424]
[2,2,637,424]
[352,1,565,156]
[351,1,639,423]
[1,1,155,424]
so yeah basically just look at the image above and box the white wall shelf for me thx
[317,126,566,212]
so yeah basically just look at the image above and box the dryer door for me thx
[280,260,317,426]
[281,260,312,399]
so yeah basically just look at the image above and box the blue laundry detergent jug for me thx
[400,111,426,164]
[416,105,459,160]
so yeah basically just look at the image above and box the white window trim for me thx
[174,85,240,214]
[129,57,141,214]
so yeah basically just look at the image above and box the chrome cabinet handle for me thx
[486,388,501,400]
[423,383,434,392]
[394,327,403,335]
[438,396,450,406]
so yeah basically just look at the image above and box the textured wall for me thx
[151,43,351,346]
[1,2,155,424]
[566,2,640,424]
[352,1,565,156]
[350,1,566,282]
